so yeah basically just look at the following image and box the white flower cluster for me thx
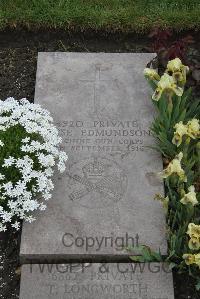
[0,97,68,232]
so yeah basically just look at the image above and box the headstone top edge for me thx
[37,52,156,58]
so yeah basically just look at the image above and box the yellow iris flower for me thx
[187,223,200,251]
[152,73,184,101]
[183,253,200,268]
[180,185,198,206]
[172,121,188,147]
[187,223,200,238]
[187,119,200,139]
[172,119,200,147]
[166,58,189,85]
[160,152,186,181]
[188,238,200,251]
[144,68,160,81]
[194,254,200,268]
[183,253,195,265]
[187,223,200,239]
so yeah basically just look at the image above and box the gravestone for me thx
[20,263,174,299]
[19,53,175,299]
[20,53,167,262]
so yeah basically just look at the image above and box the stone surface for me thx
[20,53,167,262]
[20,263,174,299]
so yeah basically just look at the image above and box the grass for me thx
[0,0,200,32]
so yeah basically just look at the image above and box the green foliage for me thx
[143,62,200,289]
[0,0,199,32]
[128,245,163,262]
[151,88,200,158]
[0,124,43,209]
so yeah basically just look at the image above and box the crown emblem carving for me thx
[82,157,110,179]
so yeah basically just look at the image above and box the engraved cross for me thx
[79,64,113,115]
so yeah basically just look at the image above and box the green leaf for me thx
[168,262,177,270]
[130,256,145,262]
[195,280,200,291]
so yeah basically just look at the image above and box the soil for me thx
[0,228,21,299]
[0,28,199,299]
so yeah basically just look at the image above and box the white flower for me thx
[16,156,34,177]
[7,200,18,211]
[59,151,68,162]
[57,160,66,173]
[39,203,47,211]
[3,182,13,194]
[11,221,21,230]
[44,168,54,177]
[25,215,36,223]
[0,211,12,223]
[58,151,68,172]
[12,181,26,197]
[22,200,39,212]
[21,137,30,143]
[0,97,68,231]
[0,125,6,131]
[37,153,55,167]
[0,223,7,232]
[43,193,52,201]
[3,156,15,167]
[0,173,5,180]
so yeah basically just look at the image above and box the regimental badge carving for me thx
[66,156,128,208]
